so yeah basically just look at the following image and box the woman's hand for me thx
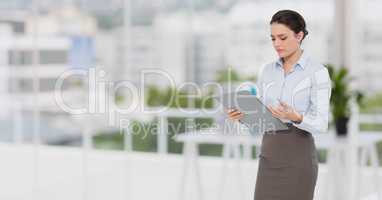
[225,108,244,121]
[268,101,303,123]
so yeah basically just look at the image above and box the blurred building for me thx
[96,14,189,87]
[356,0,382,92]
[0,1,382,92]
[97,11,226,87]
[24,5,97,36]
[190,11,226,84]
[114,0,382,91]
[0,6,99,143]
[0,24,81,143]
[0,6,98,110]
[0,23,71,108]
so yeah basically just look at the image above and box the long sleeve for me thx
[294,67,332,134]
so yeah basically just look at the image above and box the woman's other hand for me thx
[268,101,303,123]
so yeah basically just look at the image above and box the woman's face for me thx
[270,23,303,58]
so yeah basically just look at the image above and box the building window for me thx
[0,21,25,34]
[8,50,68,65]
[40,50,68,64]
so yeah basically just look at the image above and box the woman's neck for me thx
[282,48,303,70]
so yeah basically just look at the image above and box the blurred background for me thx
[0,0,381,200]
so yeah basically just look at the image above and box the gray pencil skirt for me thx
[254,125,318,200]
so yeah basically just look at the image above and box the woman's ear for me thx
[296,31,304,42]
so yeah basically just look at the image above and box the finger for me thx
[272,108,285,117]
[232,114,244,120]
[268,106,275,114]
[280,103,294,113]
[227,109,237,114]
[275,106,285,113]
[272,113,281,119]
[231,111,242,116]
[280,101,288,107]
[228,111,238,117]
[283,107,293,114]
[269,108,282,119]
[270,105,281,113]
[232,113,244,120]
[270,110,281,118]
[230,111,243,118]
[277,103,290,113]
[279,102,291,111]
[269,106,281,116]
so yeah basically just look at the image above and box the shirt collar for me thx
[275,50,308,70]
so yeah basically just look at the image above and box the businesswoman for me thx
[227,10,331,200]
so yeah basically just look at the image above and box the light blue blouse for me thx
[256,52,332,134]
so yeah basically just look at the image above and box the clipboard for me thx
[214,91,289,133]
